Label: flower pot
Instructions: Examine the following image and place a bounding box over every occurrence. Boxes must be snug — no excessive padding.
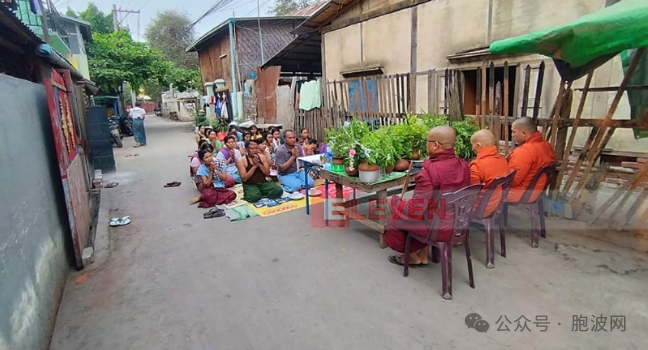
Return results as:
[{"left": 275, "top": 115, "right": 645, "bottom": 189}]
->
[
  {"left": 332, "top": 157, "right": 345, "bottom": 173},
  {"left": 394, "top": 158, "right": 410, "bottom": 172},
  {"left": 385, "top": 164, "right": 395, "bottom": 174},
  {"left": 411, "top": 149, "right": 421, "bottom": 161},
  {"left": 358, "top": 162, "right": 380, "bottom": 183},
  {"left": 345, "top": 166, "right": 359, "bottom": 177}
]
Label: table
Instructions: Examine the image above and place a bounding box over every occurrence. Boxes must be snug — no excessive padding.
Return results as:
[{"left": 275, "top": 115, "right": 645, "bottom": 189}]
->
[
  {"left": 318, "top": 169, "right": 412, "bottom": 248},
  {"left": 297, "top": 155, "right": 324, "bottom": 215}
]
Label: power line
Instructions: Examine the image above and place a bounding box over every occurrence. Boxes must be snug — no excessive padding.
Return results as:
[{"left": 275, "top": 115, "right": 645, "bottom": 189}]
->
[{"left": 189, "top": 0, "right": 236, "bottom": 29}]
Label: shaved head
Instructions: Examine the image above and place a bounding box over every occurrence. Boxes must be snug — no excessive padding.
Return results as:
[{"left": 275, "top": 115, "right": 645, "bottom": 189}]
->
[
  {"left": 512, "top": 117, "right": 538, "bottom": 133},
  {"left": 471, "top": 129, "right": 496, "bottom": 147},
  {"left": 427, "top": 125, "right": 456, "bottom": 151},
  {"left": 511, "top": 117, "right": 538, "bottom": 145}
]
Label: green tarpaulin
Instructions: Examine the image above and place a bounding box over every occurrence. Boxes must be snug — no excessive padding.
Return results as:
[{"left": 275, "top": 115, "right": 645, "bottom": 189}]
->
[
  {"left": 489, "top": 0, "right": 648, "bottom": 68},
  {"left": 490, "top": 0, "right": 648, "bottom": 139}
]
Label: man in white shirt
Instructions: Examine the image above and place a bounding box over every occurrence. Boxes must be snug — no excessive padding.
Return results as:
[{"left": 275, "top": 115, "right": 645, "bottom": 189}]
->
[{"left": 129, "top": 102, "right": 147, "bottom": 147}]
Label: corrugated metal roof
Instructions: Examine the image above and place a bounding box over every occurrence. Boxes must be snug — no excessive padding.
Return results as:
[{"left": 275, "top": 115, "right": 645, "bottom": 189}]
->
[
  {"left": 186, "top": 16, "right": 309, "bottom": 52},
  {"left": 286, "top": 1, "right": 328, "bottom": 16}
]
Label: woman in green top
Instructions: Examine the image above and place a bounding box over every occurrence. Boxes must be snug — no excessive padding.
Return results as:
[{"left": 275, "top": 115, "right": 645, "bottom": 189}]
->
[{"left": 207, "top": 130, "right": 222, "bottom": 152}]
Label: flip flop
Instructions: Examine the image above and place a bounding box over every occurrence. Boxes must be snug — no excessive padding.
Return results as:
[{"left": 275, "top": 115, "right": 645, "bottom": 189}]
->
[
  {"left": 119, "top": 216, "right": 131, "bottom": 226},
  {"left": 388, "top": 255, "right": 422, "bottom": 267},
  {"left": 105, "top": 182, "right": 119, "bottom": 188},
  {"left": 203, "top": 209, "right": 225, "bottom": 219},
  {"left": 164, "top": 181, "right": 181, "bottom": 188},
  {"left": 109, "top": 218, "right": 121, "bottom": 227}
]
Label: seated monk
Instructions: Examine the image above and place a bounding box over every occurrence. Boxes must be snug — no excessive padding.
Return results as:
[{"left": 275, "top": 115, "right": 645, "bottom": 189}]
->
[
  {"left": 190, "top": 149, "right": 237, "bottom": 208},
  {"left": 470, "top": 130, "right": 510, "bottom": 217},
  {"left": 507, "top": 117, "right": 556, "bottom": 203},
  {"left": 236, "top": 139, "right": 284, "bottom": 203},
  {"left": 385, "top": 126, "right": 470, "bottom": 266}
]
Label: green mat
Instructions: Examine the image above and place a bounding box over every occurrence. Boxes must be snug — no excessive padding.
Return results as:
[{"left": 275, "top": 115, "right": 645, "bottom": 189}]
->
[{"left": 332, "top": 170, "right": 408, "bottom": 185}]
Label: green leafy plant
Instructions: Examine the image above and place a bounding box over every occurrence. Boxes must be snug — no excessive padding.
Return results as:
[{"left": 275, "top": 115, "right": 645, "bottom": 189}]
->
[
  {"left": 360, "top": 129, "right": 398, "bottom": 168},
  {"left": 209, "top": 118, "right": 230, "bottom": 133},
  {"left": 451, "top": 119, "right": 479, "bottom": 160},
  {"left": 325, "top": 119, "right": 371, "bottom": 158},
  {"left": 195, "top": 114, "right": 207, "bottom": 126}
]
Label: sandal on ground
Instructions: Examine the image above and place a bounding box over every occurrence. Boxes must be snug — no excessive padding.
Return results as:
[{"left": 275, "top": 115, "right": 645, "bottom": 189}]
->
[
  {"left": 164, "top": 181, "right": 181, "bottom": 188},
  {"left": 388, "top": 255, "right": 422, "bottom": 267},
  {"left": 105, "top": 182, "right": 119, "bottom": 188},
  {"left": 109, "top": 216, "right": 131, "bottom": 227},
  {"left": 203, "top": 209, "right": 225, "bottom": 219}
]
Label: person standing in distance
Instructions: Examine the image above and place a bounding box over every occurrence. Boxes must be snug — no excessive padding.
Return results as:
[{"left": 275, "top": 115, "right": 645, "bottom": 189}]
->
[{"left": 130, "top": 102, "right": 147, "bottom": 147}]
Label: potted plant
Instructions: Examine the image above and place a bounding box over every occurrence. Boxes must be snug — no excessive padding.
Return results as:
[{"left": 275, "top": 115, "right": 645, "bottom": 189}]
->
[
  {"left": 451, "top": 119, "right": 479, "bottom": 160},
  {"left": 345, "top": 148, "right": 360, "bottom": 177},
  {"left": 359, "top": 130, "right": 397, "bottom": 181}
]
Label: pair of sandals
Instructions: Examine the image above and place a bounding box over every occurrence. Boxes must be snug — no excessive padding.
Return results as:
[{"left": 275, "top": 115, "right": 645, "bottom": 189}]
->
[
  {"left": 164, "top": 181, "right": 181, "bottom": 188},
  {"left": 388, "top": 255, "right": 429, "bottom": 268},
  {"left": 204, "top": 208, "right": 225, "bottom": 219},
  {"left": 109, "top": 216, "right": 131, "bottom": 227}
]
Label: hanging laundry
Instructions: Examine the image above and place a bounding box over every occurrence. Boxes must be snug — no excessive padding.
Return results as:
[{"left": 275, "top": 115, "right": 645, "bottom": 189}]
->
[{"left": 298, "top": 80, "right": 322, "bottom": 111}]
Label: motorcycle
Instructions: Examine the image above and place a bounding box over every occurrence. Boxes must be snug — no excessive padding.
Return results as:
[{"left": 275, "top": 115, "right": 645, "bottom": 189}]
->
[
  {"left": 154, "top": 107, "right": 162, "bottom": 117},
  {"left": 109, "top": 116, "right": 123, "bottom": 148},
  {"left": 119, "top": 114, "right": 133, "bottom": 136}
]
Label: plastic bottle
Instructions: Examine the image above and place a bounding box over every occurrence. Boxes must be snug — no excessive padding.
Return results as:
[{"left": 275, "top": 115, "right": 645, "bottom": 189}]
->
[{"left": 324, "top": 145, "right": 333, "bottom": 171}]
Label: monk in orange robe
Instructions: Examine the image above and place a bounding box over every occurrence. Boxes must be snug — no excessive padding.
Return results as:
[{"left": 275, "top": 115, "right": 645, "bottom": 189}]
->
[
  {"left": 469, "top": 130, "right": 510, "bottom": 216},
  {"left": 507, "top": 117, "right": 556, "bottom": 203}
]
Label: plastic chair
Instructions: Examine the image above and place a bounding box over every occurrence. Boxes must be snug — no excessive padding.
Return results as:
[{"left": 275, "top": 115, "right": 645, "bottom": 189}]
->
[
  {"left": 504, "top": 164, "right": 556, "bottom": 248},
  {"left": 471, "top": 170, "right": 517, "bottom": 268},
  {"left": 402, "top": 184, "right": 484, "bottom": 300}
]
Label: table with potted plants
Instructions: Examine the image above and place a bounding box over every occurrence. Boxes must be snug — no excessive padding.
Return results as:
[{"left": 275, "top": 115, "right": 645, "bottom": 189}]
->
[{"left": 318, "top": 115, "right": 478, "bottom": 248}]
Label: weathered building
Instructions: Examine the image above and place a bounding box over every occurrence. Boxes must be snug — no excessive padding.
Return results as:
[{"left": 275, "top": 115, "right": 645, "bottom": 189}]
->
[{"left": 294, "top": 0, "right": 645, "bottom": 153}]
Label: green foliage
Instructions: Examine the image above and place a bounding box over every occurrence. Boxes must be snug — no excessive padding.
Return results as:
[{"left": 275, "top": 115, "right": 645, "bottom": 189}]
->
[
  {"left": 89, "top": 30, "right": 200, "bottom": 93},
  {"left": 270, "top": 0, "right": 313, "bottom": 15},
  {"left": 450, "top": 119, "right": 479, "bottom": 160},
  {"left": 195, "top": 114, "right": 208, "bottom": 127},
  {"left": 76, "top": 3, "right": 114, "bottom": 34},
  {"left": 361, "top": 129, "right": 398, "bottom": 168},
  {"left": 209, "top": 118, "right": 230, "bottom": 133},
  {"left": 145, "top": 10, "right": 198, "bottom": 70},
  {"left": 324, "top": 119, "right": 371, "bottom": 158}
]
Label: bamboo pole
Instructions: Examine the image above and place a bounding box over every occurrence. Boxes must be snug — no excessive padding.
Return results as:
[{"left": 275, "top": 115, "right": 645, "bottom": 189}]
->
[
  {"left": 589, "top": 162, "right": 648, "bottom": 224},
  {"left": 556, "top": 72, "right": 593, "bottom": 199},
  {"left": 532, "top": 61, "right": 546, "bottom": 120},
  {"left": 503, "top": 61, "right": 510, "bottom": 154},
  {"left": 481, "top": 61, "right": 487, "bottom": 128}
]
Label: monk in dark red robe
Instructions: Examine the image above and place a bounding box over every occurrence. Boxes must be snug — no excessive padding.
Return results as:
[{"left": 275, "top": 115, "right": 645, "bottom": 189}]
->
[{"left": 385, "top": 126, "right": 470, "bottom": 266}]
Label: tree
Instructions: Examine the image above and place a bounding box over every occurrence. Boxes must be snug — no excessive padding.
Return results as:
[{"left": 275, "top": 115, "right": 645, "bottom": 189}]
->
[
  {"left": 88, "top": 30, "right": 198, "bottom": 93},
  {"left": 77, "top": 3, "right": 114, "bottom": 34},
  {"left": 270, "top": 0, "right": 312, "bottom": 15},
  {"left": 65, "top": 7, "right": 78, "bottom": 18},
  {"left": 145, "top": 10, "right": 198, "bottom": 69}
]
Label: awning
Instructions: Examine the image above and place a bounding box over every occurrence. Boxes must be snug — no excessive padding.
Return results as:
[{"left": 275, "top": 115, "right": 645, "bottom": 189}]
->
[
  {"left": 261, "top": 33, "right": 322, "bottom": 75},
  {"left": 489, "top": 0, "right": 648, "bottom": 69}
]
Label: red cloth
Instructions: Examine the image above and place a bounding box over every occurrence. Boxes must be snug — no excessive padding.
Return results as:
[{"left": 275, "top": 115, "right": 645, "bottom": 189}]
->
[
  {"left": 384, "top": 150, "right": 470, "bottom": 252},
  {"left": 470, "top": 145, "right": 510, "bottom": 217},
  {"left": 507, "top": 132, "right": 556, "bottom": 203},
  {"left": 197, "top": 187, "right": 236, "bottom": 208}
]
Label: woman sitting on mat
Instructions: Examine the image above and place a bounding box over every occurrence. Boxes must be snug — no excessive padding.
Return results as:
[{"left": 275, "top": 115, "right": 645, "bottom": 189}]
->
[
  {"left": 195, "top": 125, "right": 208, "bottom": 145},
  {"left": 190, "top": 141, "right": 213, "bottom": 177},
  {"left": 238, "top": 131, "right": 251, "bottom": 155},
  {"left": 216, "top": 135, "right": 242, "bottom": 184},
  {"left": 190, "top": 149, "right": 236, "bottom": 208},
  {"left": 207, "top": 130, "right": 223, "bottom": 153}
]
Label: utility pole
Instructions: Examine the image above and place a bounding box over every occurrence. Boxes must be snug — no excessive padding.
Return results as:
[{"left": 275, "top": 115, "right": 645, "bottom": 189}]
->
[
  {"left": 112, "top": 5, "right": 140, "bottom": 33},
  {"left": 112, "top": 4, "right": 118, "bottom": 31},
  {"left": 39, "top": 0, "right": 50, "bottom": 44},
  {"left": 256, "top": 0, "right": 264, "bottom": 65}
]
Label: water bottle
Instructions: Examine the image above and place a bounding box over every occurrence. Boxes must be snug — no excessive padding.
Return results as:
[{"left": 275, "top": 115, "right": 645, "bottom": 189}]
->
[{"left": 324, "top": 145, "right": 332, "bottom": 171}]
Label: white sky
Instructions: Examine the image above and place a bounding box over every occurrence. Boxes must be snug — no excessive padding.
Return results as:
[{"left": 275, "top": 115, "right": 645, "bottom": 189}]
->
[{"left": 59, "top": 0, "right": 274, "bottom": 42}]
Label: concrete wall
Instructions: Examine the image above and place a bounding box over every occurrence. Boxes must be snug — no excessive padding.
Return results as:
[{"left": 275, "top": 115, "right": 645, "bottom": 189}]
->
[
  {"left": 0, "top": 75, "right": 71, "bottom": 350},
  {"left": 322, "top": 0, "right": 648, "bottom": 152}
]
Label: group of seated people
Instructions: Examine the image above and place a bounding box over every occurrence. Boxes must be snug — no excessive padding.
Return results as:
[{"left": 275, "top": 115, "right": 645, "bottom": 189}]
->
[
  {"left": 385, "top": 116, "right": 556, "bottom": 266},
  {"left": 189, "top": 125, "right": 321, "bottom": 208}
]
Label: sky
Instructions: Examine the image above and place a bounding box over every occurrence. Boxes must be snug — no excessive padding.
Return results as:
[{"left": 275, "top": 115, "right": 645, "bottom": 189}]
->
[{"left": 60, "top": 0, "right": 274, "bottom": 42}]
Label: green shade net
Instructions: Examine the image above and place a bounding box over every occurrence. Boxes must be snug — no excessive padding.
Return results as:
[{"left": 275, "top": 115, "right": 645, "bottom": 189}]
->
[
  {"left": 490, "top": 0, "right": 648, "bottom": 68},
  {"left": 490, "top": 0, "right": 648, "bottom": 139}
]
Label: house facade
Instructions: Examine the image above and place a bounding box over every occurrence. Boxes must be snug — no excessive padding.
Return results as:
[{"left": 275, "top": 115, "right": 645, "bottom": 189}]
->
[
  {"left": 187, "top": 16, "right": 308, "bottom": 119},
  {"left": 303, "top": 0, "right": 644, "bottom": 153}
]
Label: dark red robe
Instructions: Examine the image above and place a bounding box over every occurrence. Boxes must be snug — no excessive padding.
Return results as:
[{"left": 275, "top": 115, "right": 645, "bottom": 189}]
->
[{"left": 385, "top": 150, "right": 470, "bottom": 253}]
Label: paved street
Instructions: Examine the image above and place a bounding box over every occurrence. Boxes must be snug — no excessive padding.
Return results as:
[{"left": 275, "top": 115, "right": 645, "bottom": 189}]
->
[{"left": 50, "top": 117, "right": 648, "bottom": 350}]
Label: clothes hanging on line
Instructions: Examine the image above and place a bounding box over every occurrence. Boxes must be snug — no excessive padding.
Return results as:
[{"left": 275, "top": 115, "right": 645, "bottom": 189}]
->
[{"left": 298, "top": 80, "right": 321, "bottom": 111}]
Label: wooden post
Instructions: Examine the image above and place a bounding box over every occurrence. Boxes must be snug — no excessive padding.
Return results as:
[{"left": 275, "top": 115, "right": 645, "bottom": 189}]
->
[
  {"left": 503, "top": 61, "right": 510, "bottom": 154},
  {"left": 489, "top": 62, "right": 495, "bottom": 132},
  {"left": 427, "top": 69, "right": 434, "bottom": 114},
  {"left": 556, "top": 72, "right": 592, "bottom": 199},
  {"left": 476, "top": 67, "right": 482, "bottom": 118},
  {"left": 532, "top": 61, "right": 545, "bottom": 120},
  {"left": 568, "top": 47, "right": 646, "bottom": 204},
  {"left": 521, "top": 65, "right": 531, "bottom": 116},
  {"left": 481, "top": 61, "right": 487, "bottom": 128}
]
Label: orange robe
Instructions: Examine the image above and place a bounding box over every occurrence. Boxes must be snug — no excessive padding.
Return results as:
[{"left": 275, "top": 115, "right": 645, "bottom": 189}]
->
[
  {"left": 470, "top": 145, "right": 510, "bottom": 217},
  {"left": 507, "top": 132, "right": 556, "bottom": 203}
]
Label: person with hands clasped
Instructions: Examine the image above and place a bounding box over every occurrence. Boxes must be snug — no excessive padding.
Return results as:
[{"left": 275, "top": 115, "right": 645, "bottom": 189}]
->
[{"left": 274, "top": 129, "right": 314, "bottom": 192}]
